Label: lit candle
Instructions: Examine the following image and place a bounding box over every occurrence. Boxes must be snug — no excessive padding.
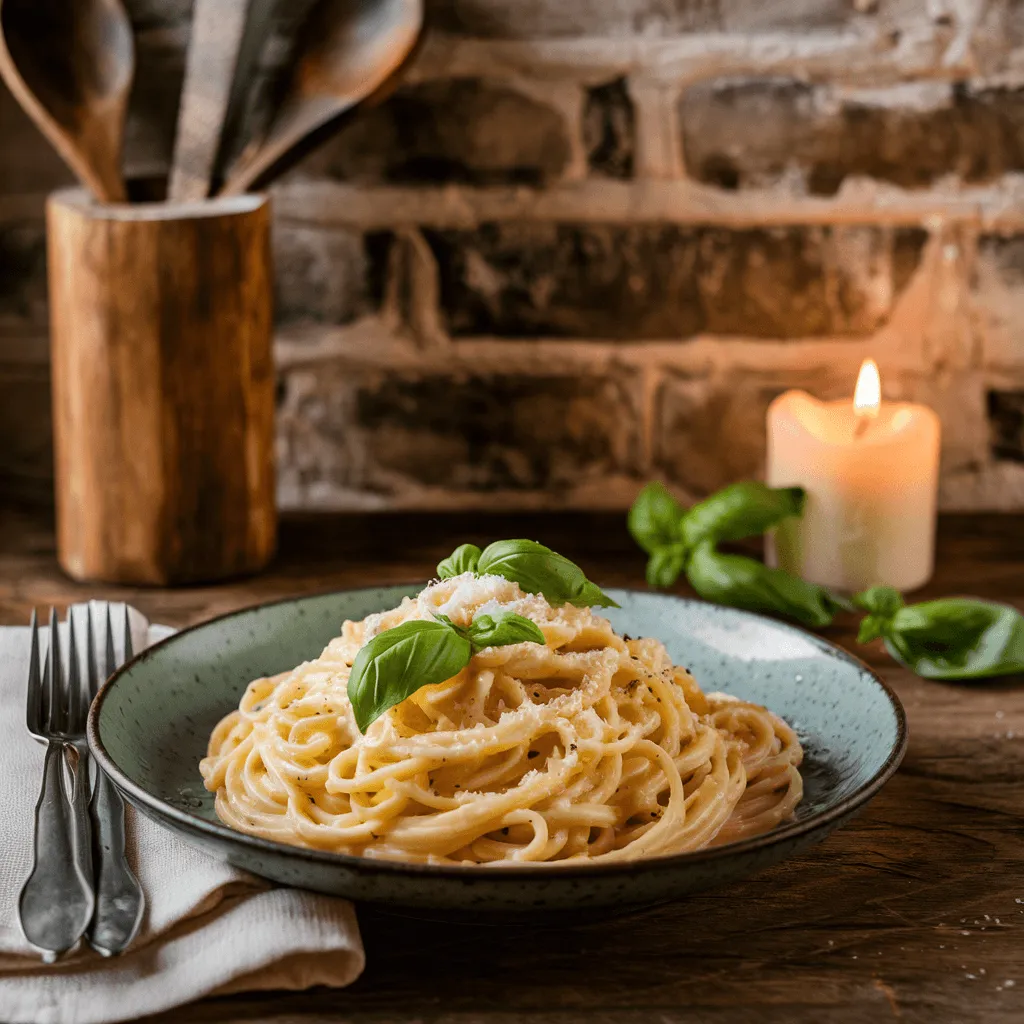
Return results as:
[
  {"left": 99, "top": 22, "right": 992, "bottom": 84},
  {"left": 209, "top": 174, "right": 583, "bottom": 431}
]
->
[{"left": 766, "top": 360, "right": 941, "bottom": 593}]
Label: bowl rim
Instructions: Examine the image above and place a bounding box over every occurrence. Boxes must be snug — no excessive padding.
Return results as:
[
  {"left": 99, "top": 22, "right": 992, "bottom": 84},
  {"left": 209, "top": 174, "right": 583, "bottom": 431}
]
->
[{"left": 87, "top": 585, "right": 908, "bottom": 880}]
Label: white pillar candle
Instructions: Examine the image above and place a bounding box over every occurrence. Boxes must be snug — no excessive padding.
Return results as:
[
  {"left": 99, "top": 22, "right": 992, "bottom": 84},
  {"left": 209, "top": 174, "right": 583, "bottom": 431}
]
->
[{"left": 766, "top": 360, "right": 941, "bottom": 593}]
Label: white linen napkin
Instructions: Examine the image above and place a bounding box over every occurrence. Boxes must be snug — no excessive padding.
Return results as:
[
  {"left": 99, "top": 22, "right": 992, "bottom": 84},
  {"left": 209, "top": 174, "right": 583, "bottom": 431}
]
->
[{"left": 0, "top": 603, "right": 364, "bottom": 1024}]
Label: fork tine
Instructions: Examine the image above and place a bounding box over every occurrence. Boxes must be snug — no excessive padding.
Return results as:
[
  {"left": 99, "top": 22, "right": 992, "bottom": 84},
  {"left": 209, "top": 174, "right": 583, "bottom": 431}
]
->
[
  {"left": 122, "top": 605, "right": 134, "bottom": 662},
  {"left": 67, "top": 611, "right": 82, "bottom": 735},
  {"left": 25, "top": 608, "right": 41, "bottom": 735},
  {"left": 46, "top": 608, "right": 62, "bottom": 733},
  {"left": 104, "top": 605, "right": 116, "bottom": 682},
  {"left": 41, "top": 641, "right": 51, "bottom": 734},
  {"left": 86, "top": 604, "right": 98, "bottom": 700}
]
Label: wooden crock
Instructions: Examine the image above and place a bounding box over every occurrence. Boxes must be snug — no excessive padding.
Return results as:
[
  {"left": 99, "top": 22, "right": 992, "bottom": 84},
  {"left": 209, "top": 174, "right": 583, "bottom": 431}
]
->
[{"left": 46, "top": 188, "right": 276, "bottom": 585}]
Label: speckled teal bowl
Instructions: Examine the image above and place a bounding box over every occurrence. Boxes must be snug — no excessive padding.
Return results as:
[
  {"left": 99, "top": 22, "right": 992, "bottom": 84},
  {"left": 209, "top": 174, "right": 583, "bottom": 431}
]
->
[{"left": 88, "top": 587, "right": 906, "bottom": 913}]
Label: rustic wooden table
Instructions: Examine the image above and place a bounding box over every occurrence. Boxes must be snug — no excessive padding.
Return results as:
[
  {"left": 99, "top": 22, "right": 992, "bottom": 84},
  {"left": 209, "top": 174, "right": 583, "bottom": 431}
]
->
[{"left": 2, "top": 507, "right": 1022, "bottom": 1024}]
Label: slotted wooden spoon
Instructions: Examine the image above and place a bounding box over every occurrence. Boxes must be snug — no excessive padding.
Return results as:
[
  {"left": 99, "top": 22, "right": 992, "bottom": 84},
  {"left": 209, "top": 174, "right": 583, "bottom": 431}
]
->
[
  {"left": 219, "top": 0, "right": 422, "bottom": 196},
  {"left": 0, "top": 0, "right": 134, "bottom": 203}
]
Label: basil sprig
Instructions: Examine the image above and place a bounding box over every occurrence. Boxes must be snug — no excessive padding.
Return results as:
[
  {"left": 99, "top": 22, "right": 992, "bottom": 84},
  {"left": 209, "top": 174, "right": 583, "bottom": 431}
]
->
[
  {"left": 630, "top": 478, "right": 1024, "bottom": 681},
  {"left": 628, "top": 481, "right": 836, "bottom": 624},
  {"left": 348, "top": 611, "right": 545, "bottom": 732},
  {"left": 854, "top": 586, "right": 1024, "bottom": 680},
  {"left": 631, "top": 481, "right": 805, "bottom": 563},
  {"left": 437, "top": 538, "right": 618, "bottom": 609}
]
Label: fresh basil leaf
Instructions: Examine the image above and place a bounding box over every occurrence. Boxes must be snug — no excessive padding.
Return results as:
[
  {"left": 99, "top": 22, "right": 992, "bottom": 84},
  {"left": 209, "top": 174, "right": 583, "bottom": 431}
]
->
[
  {"left": 647, "top": 544, "right": 687, "bottom": 588},
  {"left": 464, "top": 612, "right": 545, "bottom": 649},
  {"left": 437, "top": 543, "right": 482, "bottom": 579},
  {"left": 436, "top": 611, "right": 545, "bottom": 650},
  {"left": 686, "top": 543, "right": 842, "bottom": 629},
  {"left": 857, "top": 615, "right": 888, "bottom": 645},
  {"left": 628, "top": 482, "right": 686, "bottom": 555},
  {"left": 852, "top": 585, "right": 905, "bottom": 618},
  {"left": 574, "top": 579, "right": 618, "bottom": 608},
  {"left": 881, "top": 599, "right": 1024, "bottom": 680},
  {"left": 477, "top": 539, "right": 619, "bottom": 609},
  {"left": 348, "top": 621, "right": 471, "bottom": 732},
  {"left": 680, "top": 482, "right": 805, "bottom": 549},
  {"left": 853, "top": 587, "right": 905, "bottom": 643}
]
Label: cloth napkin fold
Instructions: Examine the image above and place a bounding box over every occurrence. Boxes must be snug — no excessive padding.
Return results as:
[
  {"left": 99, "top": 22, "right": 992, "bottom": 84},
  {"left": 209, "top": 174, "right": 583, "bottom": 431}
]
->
[{"left": 0, "top": 603, "right": 364, "bottom": 1024}]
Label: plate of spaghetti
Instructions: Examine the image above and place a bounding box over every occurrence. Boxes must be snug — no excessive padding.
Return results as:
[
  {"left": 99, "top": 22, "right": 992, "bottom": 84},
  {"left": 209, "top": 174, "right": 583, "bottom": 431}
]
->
[{"left": 89, "top": 542, "right": 906, "bottom": 913}]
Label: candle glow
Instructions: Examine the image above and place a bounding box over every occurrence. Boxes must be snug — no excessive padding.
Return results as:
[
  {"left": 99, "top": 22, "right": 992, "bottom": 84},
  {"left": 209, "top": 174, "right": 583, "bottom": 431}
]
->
[
  {"left": 853, "top": 359, "right": 881, "bottom": 419},
  {"left": 766, "top": 362, "right": 941, "bottom": 592}
]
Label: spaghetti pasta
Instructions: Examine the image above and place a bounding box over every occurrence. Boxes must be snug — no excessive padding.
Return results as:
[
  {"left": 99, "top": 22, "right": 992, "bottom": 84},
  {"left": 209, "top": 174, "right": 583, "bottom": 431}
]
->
[{"left": 200, "top": 574, "right": 803, "bottom": 864}]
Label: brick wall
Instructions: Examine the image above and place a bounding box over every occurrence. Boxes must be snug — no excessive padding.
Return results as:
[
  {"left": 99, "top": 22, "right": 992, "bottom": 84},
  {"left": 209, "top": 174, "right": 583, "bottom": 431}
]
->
[{"left": 7, "top": 0, "right": 1024, "bottom": 510}]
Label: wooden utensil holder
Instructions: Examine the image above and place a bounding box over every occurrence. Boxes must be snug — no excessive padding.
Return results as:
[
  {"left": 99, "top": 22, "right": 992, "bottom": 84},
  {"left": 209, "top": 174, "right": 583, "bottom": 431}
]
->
[{"left": 47, "top": 188, "right": 276, "bottom": 585}]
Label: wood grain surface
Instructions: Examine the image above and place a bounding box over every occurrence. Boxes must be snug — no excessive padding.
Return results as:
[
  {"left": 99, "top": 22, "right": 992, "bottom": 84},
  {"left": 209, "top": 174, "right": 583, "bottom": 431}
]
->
[
  {"left": 46, "top": 188, "right": 276, "bottom": 585},
  {"left": 1, "top": 507, "right": 1022, "bottom": 1024}
]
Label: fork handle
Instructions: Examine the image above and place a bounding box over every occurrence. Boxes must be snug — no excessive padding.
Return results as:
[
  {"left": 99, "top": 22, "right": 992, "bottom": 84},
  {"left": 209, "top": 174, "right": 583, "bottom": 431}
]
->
[
  {"left": 87, "top": 769, "right": 145, "bottom": 956},
  {"left": 18, "top": 743, "right": 95, "bottom": 959}
]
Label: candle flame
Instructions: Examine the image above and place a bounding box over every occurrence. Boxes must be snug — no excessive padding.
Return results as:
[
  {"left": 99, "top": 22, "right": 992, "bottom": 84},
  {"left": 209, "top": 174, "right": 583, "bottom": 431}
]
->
[{"left": 853, "top": 359, "right": 881, "bottom": 419}]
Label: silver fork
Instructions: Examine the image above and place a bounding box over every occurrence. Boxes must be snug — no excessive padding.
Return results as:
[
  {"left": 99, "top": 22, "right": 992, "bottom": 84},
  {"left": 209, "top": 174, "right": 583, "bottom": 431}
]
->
[
  {"left": 84, "top": 604, "right": 145, "bottom": 956},
  {"left": 18, "top": 609, "right": 95, "bottom": 961}
]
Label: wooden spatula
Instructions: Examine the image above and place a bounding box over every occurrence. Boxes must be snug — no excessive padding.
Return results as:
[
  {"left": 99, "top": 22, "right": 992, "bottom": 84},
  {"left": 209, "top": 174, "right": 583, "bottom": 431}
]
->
[
  {"left": 168, "top": 0, "right": 275, "bottom": 202},
  {"left": 219, "top": 0, "right": 422, "bottom": 197},
  {"left": 0, "top": 0, "right": 134, "bottom": 203}
]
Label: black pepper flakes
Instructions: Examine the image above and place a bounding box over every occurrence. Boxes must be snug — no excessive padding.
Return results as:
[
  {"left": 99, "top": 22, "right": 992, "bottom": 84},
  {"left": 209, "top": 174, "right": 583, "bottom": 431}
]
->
[{"left": 528, "top": 750, "right": 539, "bottom": 759}]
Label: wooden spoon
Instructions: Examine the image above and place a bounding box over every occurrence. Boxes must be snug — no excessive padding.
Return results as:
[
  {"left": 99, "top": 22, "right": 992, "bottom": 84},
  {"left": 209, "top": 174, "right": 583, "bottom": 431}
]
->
[
  {"left": 219, "top": 0, "right": 422, "bottom": 197},
  {"left": 0, "top": 0, "right": 134, "bottom": 203}
]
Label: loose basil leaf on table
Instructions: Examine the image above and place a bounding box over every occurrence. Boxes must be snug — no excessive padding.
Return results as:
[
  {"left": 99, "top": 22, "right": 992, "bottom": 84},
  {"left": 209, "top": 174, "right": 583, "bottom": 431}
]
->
[
  {"left": 437, "top": 543, "right": 482, "bottom": 579},
  {"left": 628, "top": 482, "right": 686, "bottom": 555},
  {"left": 476, "top": 539, "right": 619, "bottom": 609},
  {"left": 646, "top": 543, "right": 688, "bottom": 588},
  {"left": 853, "top": 585, "right": 907, "bottom": 646},
  {"left": 348, "top": 620, "right": 472, "bottom": 733},
  {"left": 853, "top": 585, "right": 906, "bottom": 620},
  {"left": 437, "top": 611, "right": 546, "bottom": 650},
  {"left": 679, "top": 482, "right": 805, "bottom": 549},
  {"left": 855, "top": 588, "right": 1024, "bottom": 680},
  {"left": 686, "top": 543, "right": 843, "bottom": 629}
]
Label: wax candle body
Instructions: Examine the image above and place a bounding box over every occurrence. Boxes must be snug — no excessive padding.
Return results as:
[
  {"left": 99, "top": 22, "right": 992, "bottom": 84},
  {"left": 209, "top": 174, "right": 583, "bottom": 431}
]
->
[{"left": 766, "top": 391, "right": 941, "bottom": 593}]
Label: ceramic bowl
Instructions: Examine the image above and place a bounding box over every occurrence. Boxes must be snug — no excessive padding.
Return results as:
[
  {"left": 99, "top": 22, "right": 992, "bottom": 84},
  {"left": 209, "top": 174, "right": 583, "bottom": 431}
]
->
[{"left": 88, "top": 587, "right": 907, "bottom": 913}]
